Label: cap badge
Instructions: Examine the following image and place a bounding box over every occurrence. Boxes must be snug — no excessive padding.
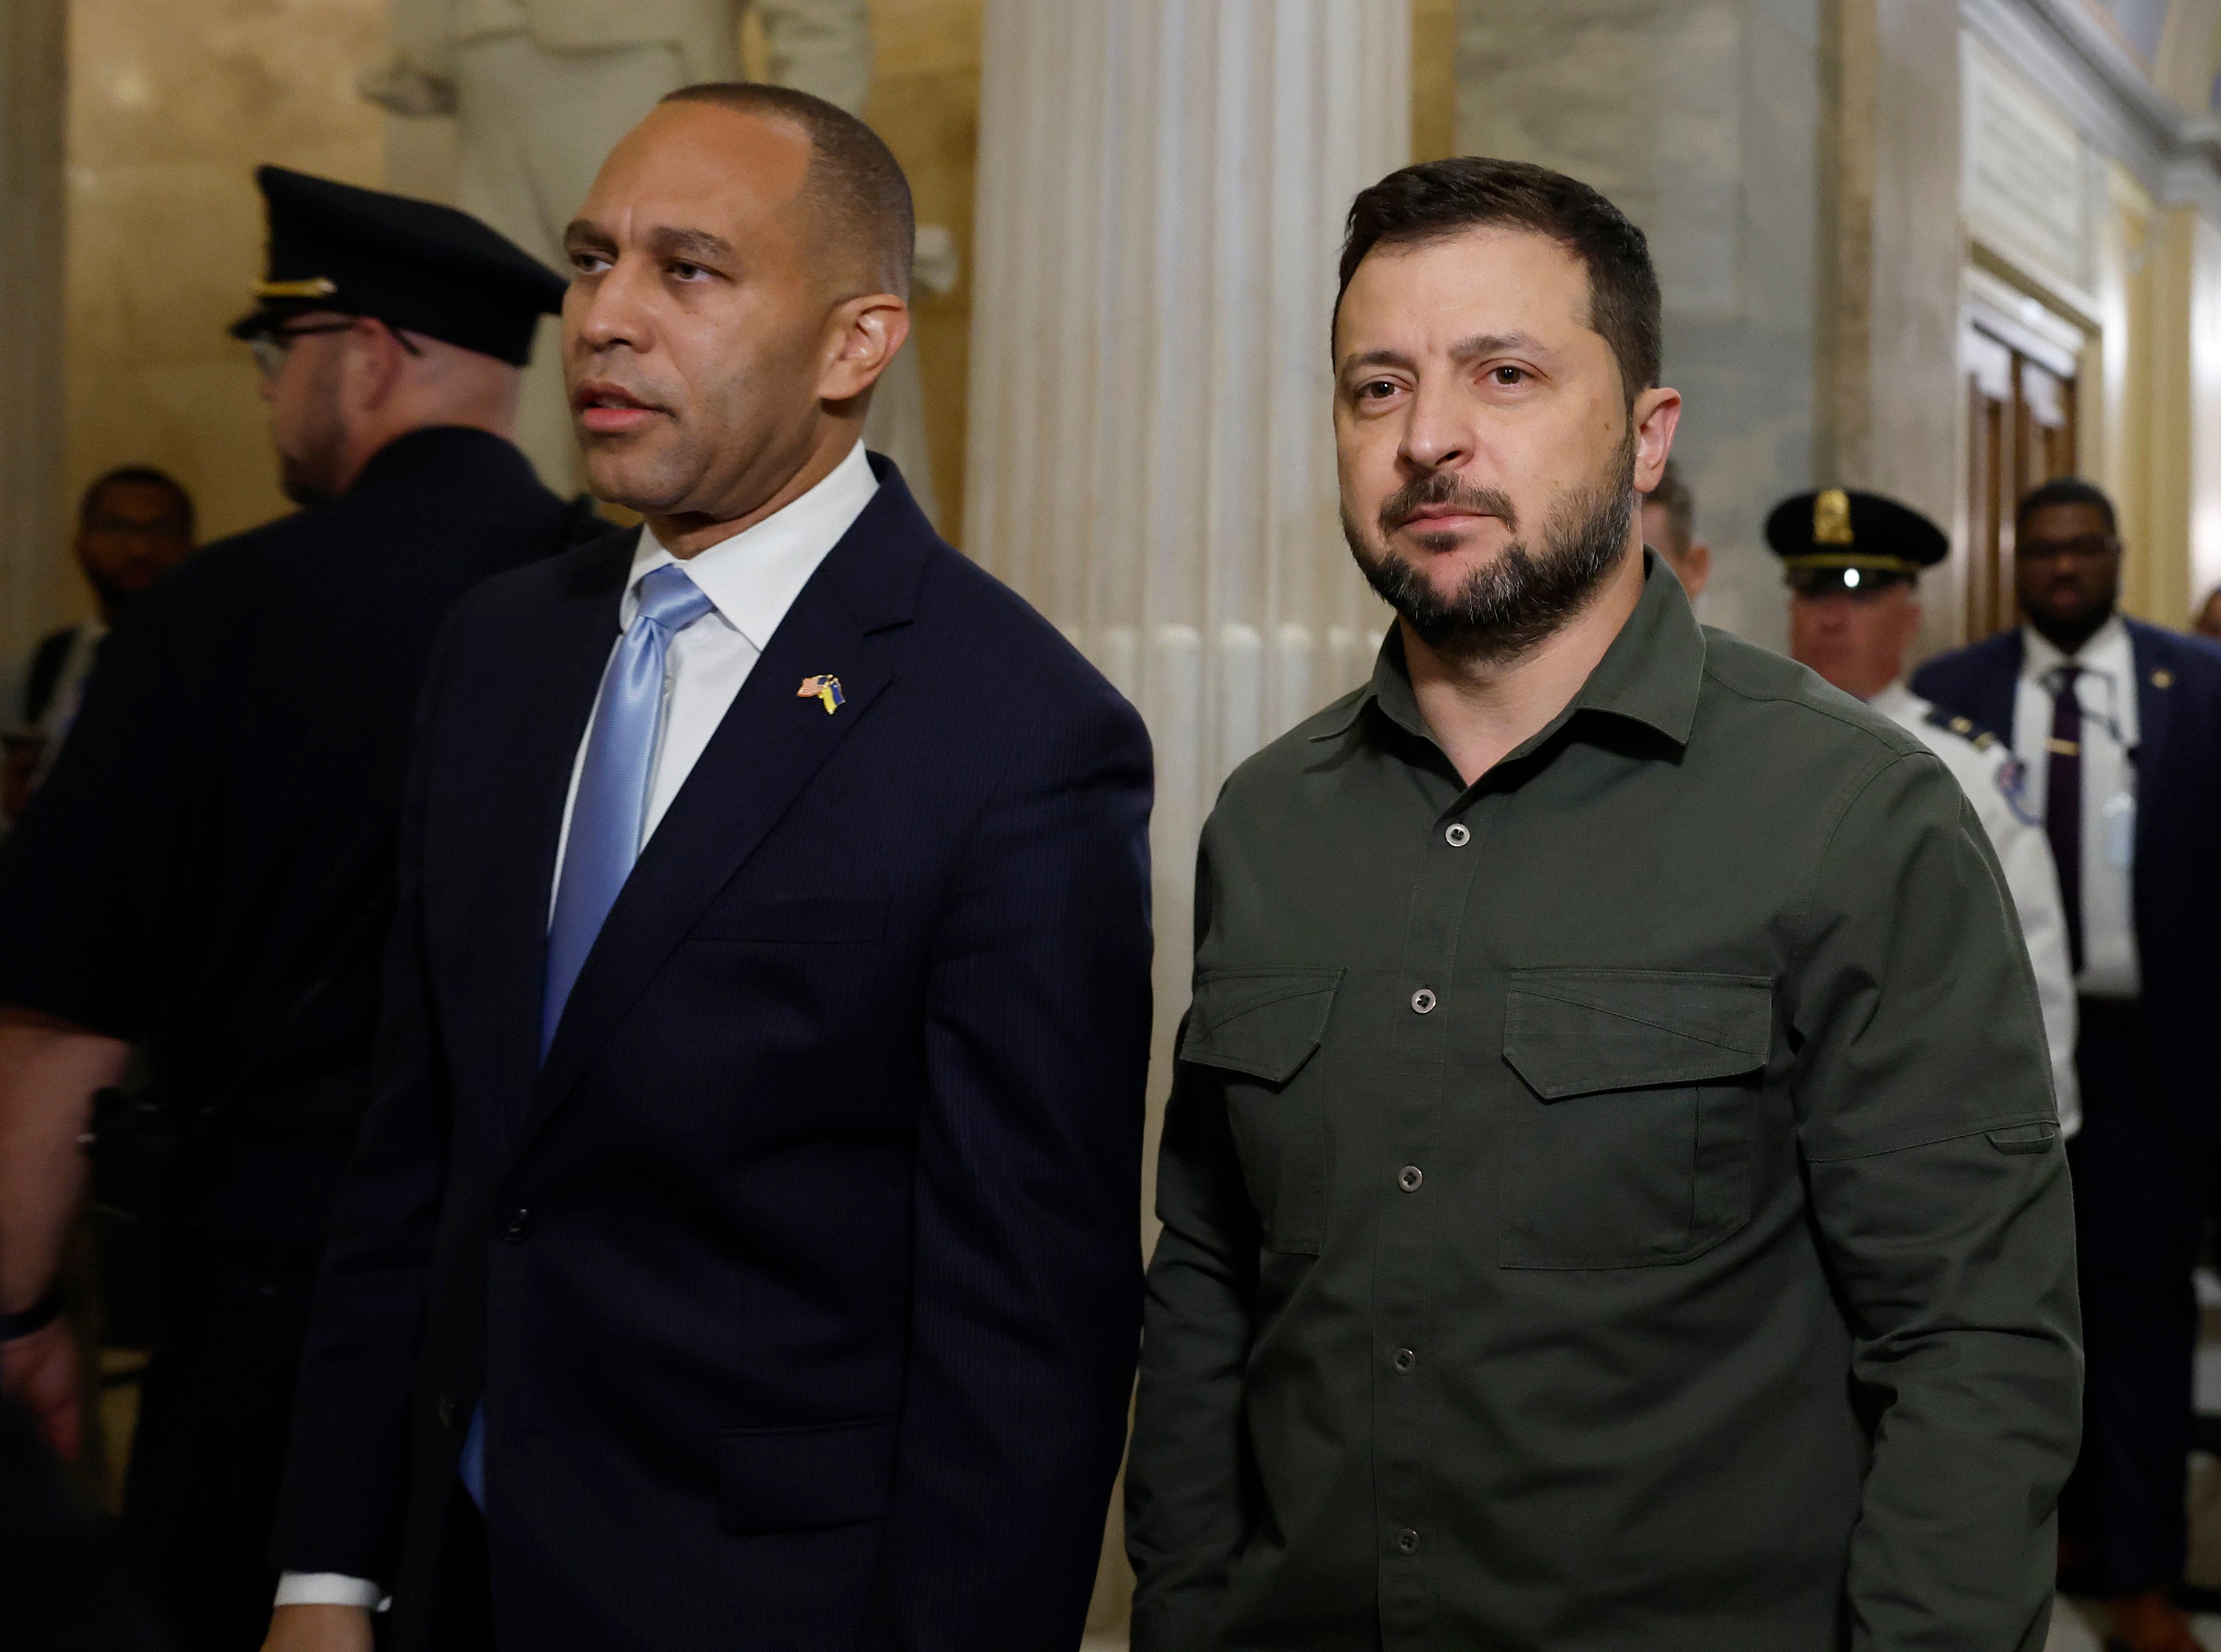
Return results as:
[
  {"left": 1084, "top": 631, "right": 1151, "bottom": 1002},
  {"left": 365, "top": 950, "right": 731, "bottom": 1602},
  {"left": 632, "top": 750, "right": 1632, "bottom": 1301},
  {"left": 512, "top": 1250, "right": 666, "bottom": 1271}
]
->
[
  {"left": 1813, "top": 488, "right": 1855, "bottom": 546},
  {"left": 797, "top": 674, "right": 845, "bottom": 714},
  {"left": 252, "top": 276, "right": 339, "bottom": 300}
]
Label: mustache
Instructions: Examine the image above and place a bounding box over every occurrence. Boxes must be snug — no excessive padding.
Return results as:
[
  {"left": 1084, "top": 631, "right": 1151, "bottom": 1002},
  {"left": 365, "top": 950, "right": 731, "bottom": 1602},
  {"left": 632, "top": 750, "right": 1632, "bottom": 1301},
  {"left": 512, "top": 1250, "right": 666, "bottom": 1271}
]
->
[{"left": 1378, "top": 471, "right": 1518, "bottom": 538}]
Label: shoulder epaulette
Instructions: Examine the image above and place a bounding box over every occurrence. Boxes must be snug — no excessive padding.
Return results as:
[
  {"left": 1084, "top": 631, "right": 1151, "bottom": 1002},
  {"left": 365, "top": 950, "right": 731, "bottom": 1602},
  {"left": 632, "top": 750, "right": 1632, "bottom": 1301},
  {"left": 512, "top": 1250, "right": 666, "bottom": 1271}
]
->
[{"left": 1923, "top": 704, "right": 1998, "bottom": 751}]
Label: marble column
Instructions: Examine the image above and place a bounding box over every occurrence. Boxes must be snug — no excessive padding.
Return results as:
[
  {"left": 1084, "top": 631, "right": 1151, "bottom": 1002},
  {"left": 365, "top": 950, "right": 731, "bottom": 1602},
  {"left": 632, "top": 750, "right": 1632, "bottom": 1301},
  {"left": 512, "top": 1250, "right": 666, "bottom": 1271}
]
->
[
  {"left": 0, "top": 0, "right": 66, "bottom": 659},
  {"left": 965, "top": 0, "right": 1407, "bottom": 1172}
]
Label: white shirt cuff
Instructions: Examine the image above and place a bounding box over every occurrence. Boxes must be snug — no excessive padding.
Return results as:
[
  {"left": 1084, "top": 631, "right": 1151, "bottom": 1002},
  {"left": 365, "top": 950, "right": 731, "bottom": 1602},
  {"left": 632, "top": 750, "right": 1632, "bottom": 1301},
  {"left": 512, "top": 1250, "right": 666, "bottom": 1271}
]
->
[{"left": 273, "top": 1572, "right": 389, "bottom": 1611}]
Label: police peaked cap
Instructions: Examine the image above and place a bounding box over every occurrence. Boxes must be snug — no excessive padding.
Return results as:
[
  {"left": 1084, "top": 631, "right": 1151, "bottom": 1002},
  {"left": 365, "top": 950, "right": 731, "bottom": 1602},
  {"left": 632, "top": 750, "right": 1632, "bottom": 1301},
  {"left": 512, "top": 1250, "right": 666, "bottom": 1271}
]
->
[
  {"left": 229, "top": 166, "right": 568, "bottom": 366},
  {"left": 1766, "top": 488, "right": 1949, "bottom": 595}
]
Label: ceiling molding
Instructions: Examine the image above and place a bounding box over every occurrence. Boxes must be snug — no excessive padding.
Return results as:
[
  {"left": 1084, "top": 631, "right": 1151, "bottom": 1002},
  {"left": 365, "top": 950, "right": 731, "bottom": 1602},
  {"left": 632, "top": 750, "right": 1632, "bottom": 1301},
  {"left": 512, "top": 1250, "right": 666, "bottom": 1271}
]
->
[{"left": 1960, "top": 0, "right": 2221, "bottom": 209}]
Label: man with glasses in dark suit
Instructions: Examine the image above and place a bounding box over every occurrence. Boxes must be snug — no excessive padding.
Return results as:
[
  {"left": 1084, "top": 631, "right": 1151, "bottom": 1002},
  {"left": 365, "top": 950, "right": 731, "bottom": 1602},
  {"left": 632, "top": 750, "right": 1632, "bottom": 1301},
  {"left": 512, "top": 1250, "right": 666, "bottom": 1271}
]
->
[{"left": 1916, "top": 477, "right": 2221, "bottom": 1652}]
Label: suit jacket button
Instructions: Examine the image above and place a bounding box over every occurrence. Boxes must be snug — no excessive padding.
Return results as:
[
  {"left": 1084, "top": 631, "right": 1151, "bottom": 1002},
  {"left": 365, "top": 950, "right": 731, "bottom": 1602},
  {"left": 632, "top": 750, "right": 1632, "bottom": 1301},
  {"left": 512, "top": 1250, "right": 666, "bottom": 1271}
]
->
[
  {"left": 436, "top": 1394, "right": 455, "bottom": 1429},
  {"left": 503, "top": 1208, "right": 533, "bottom": 1242}
]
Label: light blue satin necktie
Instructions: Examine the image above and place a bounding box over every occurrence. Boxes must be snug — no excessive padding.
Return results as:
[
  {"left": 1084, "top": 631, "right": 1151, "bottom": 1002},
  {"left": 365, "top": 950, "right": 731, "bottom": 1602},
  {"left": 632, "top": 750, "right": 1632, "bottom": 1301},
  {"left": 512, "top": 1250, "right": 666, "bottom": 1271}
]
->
[
  {"left": 461, "top": 563, "right": 714, "bottom": 1511},
  {"left": 541, "top": 561, "right": 716, "bottom": 1055}
]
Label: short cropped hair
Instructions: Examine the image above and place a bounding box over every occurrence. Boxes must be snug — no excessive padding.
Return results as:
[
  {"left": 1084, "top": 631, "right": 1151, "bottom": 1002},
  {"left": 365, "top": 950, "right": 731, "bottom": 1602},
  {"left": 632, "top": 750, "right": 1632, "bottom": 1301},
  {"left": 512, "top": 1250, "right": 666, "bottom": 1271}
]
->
[
  {"left": 660, "top": 82, "right": 914, "bottom": 298},
  {"left": 1337, "top": 157, "right": 1662, "bottom": 407},
  {"left": 79, "top": 466, "right": 194, "bottom": 541},
  {"left": 2015, "top": 476, "right": 2117, "bottom": 537},
  {"left": 1642, "top": 460, "right": 1693, "bottom": 554}
]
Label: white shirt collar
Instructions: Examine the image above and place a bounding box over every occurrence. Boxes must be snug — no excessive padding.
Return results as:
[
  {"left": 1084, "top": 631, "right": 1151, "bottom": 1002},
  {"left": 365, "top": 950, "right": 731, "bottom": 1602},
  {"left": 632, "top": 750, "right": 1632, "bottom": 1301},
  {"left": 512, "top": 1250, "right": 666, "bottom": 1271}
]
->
[
  {"left": 618, "top": 440, "right": 879, "bottom": 646},
  {"left": 2021, "top": 611, "right": 2131, "bottom": 686}
]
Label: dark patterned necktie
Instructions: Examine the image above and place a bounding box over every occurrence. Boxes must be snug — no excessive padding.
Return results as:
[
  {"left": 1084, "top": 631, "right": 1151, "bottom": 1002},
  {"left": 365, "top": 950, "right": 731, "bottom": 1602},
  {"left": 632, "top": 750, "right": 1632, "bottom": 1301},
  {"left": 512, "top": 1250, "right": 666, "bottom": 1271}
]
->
[{"left": 2045, "top": 665, "right": 2084, "bottom": 976}]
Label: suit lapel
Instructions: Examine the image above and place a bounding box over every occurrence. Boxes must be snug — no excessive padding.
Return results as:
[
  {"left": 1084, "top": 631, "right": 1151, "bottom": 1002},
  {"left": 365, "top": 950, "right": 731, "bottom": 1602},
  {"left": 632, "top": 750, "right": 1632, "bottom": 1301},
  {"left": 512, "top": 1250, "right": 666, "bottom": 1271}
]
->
[
  {"left": 1979, "top": 630, "right": 2022, "bottom": 746},
  {"left": 517, "top": 463, "right": 937, "bottom": 1162},
  {"left": 2129, "top": 617, "right": 2174, "bottom": 785},
  {"left": 475, "top": 533, "right": 632, "bottom": 1160}
]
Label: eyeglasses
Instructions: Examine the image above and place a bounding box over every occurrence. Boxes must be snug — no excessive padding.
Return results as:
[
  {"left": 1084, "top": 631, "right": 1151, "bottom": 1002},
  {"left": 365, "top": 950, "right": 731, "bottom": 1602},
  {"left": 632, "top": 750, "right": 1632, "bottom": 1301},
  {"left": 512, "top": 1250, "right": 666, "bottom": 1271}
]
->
[
  {"left": 244, "top": 319, "right": 421, "bottom": 378},
  {"left": 2014, "top": 534, "right": 2120, "bottom": 564}
]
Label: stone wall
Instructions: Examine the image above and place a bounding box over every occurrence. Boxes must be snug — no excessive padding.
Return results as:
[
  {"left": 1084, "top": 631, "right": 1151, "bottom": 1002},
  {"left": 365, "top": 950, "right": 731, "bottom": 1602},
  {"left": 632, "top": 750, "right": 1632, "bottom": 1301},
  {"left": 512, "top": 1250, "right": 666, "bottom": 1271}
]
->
[{"left": 1456, "top": 0, "right": 1825, "bottom": 654}]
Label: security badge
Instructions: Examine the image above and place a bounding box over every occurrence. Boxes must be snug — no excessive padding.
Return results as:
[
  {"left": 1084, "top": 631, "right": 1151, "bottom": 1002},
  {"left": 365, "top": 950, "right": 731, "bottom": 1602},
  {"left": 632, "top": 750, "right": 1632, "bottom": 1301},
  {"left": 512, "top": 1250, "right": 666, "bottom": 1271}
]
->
[{"left": 797, "top": 674, "right": 845, "bottom": 714}]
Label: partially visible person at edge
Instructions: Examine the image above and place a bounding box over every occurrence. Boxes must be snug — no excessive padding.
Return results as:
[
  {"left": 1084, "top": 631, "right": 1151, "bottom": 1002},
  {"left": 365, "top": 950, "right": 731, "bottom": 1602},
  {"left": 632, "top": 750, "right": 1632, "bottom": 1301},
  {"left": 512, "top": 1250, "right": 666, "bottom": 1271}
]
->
[
  {"left": 1773, "top": 484, "right": 2079, "bottom": 1133},
  {"left": 1916, "top": 476, "right": 2221, "bottom": 1652},
  {"left": 1638, "top": 456, "right": 1709, "bottom": 597},
  {"left": 1126, "top": 155, "right": 2080, "bottom": 1652},
  {"left": 2194, "top": 585, "right": 2221, "bottom": 640},
  {"left": 2, "top": 468, "right": 197, "bottom": 825},
  {"left": 0, "top": 167, "right": 597, "bottom": 1652},
  {"left": 261, "top": 84, "right": 1149, "bottom": 1652}
]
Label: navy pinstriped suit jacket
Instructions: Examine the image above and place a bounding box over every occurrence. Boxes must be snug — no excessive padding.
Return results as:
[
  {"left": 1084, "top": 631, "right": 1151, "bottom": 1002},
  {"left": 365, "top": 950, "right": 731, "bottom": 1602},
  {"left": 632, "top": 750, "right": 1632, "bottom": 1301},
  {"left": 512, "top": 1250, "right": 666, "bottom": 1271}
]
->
[
  {"left": 1914, "top": 617, "right": 2221, "bottom": 1138},
  {"left": 272, "top": 460, "right": 1154, "bottom": 1651}
]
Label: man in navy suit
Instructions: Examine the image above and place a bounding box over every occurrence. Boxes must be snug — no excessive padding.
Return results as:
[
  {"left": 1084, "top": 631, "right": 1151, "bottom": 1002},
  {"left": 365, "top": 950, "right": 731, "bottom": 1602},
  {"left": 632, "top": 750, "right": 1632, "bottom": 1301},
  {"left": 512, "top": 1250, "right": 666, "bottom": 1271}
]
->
[
  {"left": 1915, "top": 477, "right": 2221, "bottom": 1652},
  {"left": 262, "top": 84, "right": 1154, "bottom": 1652}
]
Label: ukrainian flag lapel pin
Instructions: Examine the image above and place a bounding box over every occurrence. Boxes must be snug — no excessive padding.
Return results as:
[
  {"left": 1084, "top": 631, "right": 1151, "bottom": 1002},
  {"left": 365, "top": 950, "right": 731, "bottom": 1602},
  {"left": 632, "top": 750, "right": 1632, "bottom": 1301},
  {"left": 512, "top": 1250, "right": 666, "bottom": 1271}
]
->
[{"left": 797, "top": 674, "right": 845, "bottom": 714}]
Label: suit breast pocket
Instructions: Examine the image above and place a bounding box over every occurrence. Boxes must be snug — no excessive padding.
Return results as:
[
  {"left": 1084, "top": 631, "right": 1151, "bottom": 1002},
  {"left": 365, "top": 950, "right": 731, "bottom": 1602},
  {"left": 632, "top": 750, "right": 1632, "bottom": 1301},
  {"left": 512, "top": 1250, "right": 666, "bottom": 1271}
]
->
[
  {"left": 1498, "top": 967, "right": 1772, "bottom": 1269},
  {"left": 1179, "top": 968, "right": 1344, "bottom": 1256}
]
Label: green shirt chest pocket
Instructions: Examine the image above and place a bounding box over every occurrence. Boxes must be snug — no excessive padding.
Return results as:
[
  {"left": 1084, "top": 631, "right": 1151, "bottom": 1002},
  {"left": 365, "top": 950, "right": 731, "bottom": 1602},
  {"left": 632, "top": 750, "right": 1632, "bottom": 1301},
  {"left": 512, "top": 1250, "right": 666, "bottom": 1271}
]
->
[
  {"left": 1500, "top": 968, "right": 1773, "bottom": 1269},
  {"left": 1180, "top": 968, "right": 1344, "bottom": 1256}
]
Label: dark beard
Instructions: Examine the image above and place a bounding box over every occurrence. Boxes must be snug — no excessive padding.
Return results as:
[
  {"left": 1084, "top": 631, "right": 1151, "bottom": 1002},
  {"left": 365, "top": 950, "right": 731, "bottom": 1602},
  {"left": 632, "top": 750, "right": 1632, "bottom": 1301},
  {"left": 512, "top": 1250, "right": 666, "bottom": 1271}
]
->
[{"left": 1344, "top": 433, "right": 1637, "bottom": 668}]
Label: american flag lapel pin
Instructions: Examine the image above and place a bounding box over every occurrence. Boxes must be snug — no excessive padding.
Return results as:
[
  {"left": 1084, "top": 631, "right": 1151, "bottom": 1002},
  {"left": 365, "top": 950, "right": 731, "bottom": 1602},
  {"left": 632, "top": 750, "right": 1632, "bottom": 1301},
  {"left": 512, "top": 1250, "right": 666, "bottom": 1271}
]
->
[{"left": 797, "top": 674, "right": 845, "bottom": 714}]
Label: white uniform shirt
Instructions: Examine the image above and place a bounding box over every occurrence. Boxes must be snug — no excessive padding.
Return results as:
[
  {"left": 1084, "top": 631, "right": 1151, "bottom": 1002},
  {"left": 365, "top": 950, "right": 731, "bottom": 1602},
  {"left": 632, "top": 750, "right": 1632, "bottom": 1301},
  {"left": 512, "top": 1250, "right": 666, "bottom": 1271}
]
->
[
  {"left": 274, "top": 441, "right": 877, "bottom": 1614},
  {"left": 1871, "top": 682, "right": 2082, "bottom": 1134},
  {"left": 2011, "top": 616, "right": 2140, "bottom": 1000}
]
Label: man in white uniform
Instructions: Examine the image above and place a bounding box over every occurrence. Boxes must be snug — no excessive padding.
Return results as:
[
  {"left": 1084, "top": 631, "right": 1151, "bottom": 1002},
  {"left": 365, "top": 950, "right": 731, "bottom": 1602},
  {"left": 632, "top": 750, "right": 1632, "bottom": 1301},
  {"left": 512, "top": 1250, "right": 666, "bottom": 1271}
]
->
[{"left": 1772, "top": 486, "right": 2080, "bottom": 1132}]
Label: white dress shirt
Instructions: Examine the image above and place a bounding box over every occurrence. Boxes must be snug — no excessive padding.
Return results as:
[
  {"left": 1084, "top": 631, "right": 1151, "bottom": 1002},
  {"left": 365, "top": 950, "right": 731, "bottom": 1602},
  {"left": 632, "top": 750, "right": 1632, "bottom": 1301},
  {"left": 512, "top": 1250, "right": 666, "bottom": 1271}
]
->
[
  {"left": 1870, "top": 681, "right": 2081, "bottom": 1133},
  {"left": 273, "top": 441, "right": 877, "bottom": 1615},
  {"left": 552, "top": 438, "right": 878, "bottom": 891},
  {"left": 2011, "top": 615, "right": 2141, "bottom": 1000}
]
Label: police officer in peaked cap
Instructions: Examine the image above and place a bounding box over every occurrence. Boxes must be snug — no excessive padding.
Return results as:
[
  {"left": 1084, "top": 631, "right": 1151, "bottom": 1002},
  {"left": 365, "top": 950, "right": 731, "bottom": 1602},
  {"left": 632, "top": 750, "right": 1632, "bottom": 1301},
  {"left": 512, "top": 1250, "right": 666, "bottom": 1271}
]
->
[
  {"left": 1776, "top": 486, "right": 2082, "bottom": 1138},
  {"left": 0, "top": 166, "right": 603, "bottom": 1651}
]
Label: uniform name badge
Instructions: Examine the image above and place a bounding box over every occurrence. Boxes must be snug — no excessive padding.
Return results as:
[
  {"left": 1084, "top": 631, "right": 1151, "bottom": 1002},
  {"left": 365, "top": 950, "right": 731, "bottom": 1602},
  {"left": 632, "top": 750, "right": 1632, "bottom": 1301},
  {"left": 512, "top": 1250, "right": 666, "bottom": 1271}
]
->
[{"left": 2103, "top": 791, "right": 2135, "bottom": 870}]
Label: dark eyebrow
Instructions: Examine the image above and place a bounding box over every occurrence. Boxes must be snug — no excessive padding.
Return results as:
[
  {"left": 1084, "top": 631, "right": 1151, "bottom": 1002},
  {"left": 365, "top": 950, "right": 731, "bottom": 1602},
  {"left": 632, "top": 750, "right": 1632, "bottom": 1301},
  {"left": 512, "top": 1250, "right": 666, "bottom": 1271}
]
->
[
  {"left": 562, "top": 218, "right": 616, "bottom": 252},
  {"left": 558, "top": 221, "right": 737, "bottom": 269},
  {"left": 646, "top": 226, "right": 737, "bottom": 266},
  {"left": 1340, "top": 347, "right": 1416, "bottom": 377},
  {"left": 1447, "top": 332, "right": 1547, "bottom": 363}
]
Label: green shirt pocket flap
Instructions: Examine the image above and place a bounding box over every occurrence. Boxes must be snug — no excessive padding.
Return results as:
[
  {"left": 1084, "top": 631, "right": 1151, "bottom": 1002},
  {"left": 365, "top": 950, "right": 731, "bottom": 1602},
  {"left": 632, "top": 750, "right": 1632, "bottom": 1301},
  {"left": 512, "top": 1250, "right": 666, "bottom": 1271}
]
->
[
  {"left": 1504, "top": 969, "right": 1772, "bottom": 1100},
  {"left": 1181, "top": 968, "right": 1345, "bottom": 1084},
  {"left": 1986, "top": 1121, "right": 2060, "bottom": 1154}
]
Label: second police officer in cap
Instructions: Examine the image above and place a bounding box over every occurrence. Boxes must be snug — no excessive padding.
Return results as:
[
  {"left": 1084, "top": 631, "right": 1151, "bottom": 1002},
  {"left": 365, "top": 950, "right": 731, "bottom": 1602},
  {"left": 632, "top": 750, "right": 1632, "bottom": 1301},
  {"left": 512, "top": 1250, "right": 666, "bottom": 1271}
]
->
[
  {"left": 0, "top": 167, "right": 602, "bottom": 1651},
  {"left": 1775, "top": 486, "right": 2080, "bottom": 1132}
]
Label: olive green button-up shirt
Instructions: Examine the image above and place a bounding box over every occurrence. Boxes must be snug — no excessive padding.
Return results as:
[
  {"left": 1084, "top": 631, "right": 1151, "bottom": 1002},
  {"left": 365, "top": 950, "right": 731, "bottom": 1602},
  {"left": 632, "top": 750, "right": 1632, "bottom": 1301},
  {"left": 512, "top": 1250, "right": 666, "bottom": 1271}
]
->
[{"left": 1128, "top": 557, "right": 2080, "bottom": 1652}]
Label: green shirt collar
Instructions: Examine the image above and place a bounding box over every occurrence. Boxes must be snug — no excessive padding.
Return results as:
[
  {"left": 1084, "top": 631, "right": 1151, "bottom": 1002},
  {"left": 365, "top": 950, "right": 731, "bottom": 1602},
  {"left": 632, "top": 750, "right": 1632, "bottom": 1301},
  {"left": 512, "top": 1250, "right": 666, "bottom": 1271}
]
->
[{"left": 1314, "top": 549, "right": 1706, "bottom": 756}]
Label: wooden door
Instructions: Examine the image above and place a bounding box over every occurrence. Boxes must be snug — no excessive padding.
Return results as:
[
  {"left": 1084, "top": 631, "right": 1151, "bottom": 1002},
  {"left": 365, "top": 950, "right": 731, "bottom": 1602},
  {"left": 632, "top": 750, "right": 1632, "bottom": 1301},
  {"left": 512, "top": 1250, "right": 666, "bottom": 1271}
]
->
[{"left": 1962, "top": 316, "right": 2079, "bottom": 642}]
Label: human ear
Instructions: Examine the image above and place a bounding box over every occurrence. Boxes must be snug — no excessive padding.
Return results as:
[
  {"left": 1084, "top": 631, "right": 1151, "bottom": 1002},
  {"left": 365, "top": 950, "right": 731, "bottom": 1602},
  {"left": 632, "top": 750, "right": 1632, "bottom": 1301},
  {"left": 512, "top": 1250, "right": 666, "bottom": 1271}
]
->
[
  {"left": 818, "top": 295, "right": 910, "bottom": 406},
  {"left": 346, "top": 320, "right": 406, "bottom": 414},
  {"left": 1629, "top": 386, "right": 1682, "bottom": 494}
]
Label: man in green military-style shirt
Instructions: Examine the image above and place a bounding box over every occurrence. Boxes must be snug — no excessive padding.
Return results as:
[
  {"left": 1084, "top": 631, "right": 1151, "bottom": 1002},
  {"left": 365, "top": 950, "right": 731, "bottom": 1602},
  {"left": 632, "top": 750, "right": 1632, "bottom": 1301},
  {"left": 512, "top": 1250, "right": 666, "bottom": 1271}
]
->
[{"left": 1126, "top": 156, "right": 2080, "bottom": 1652}]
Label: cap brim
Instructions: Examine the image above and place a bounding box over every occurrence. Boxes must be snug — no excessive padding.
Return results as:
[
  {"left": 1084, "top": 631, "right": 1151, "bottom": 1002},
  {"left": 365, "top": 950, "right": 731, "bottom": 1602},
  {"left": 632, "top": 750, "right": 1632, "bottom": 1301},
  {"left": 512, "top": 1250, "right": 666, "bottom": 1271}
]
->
[{"left": 1786, "top": 565, "right": 1915, "bottom": 596}]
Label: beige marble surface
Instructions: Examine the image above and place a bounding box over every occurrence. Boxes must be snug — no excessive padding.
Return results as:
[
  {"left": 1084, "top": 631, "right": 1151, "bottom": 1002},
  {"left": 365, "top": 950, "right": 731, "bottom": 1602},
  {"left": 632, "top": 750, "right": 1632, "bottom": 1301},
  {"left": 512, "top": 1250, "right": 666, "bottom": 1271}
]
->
[{"left": 61, "top": 0, "right": 388, "bottom": 617}]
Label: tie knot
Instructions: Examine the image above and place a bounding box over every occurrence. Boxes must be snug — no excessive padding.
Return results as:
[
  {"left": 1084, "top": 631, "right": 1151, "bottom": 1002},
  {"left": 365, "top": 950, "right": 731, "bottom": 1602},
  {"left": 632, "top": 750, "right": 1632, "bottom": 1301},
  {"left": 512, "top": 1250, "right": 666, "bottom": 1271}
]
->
[{"left": 634, "top": 563, "right": 715, "bottom": 635}]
